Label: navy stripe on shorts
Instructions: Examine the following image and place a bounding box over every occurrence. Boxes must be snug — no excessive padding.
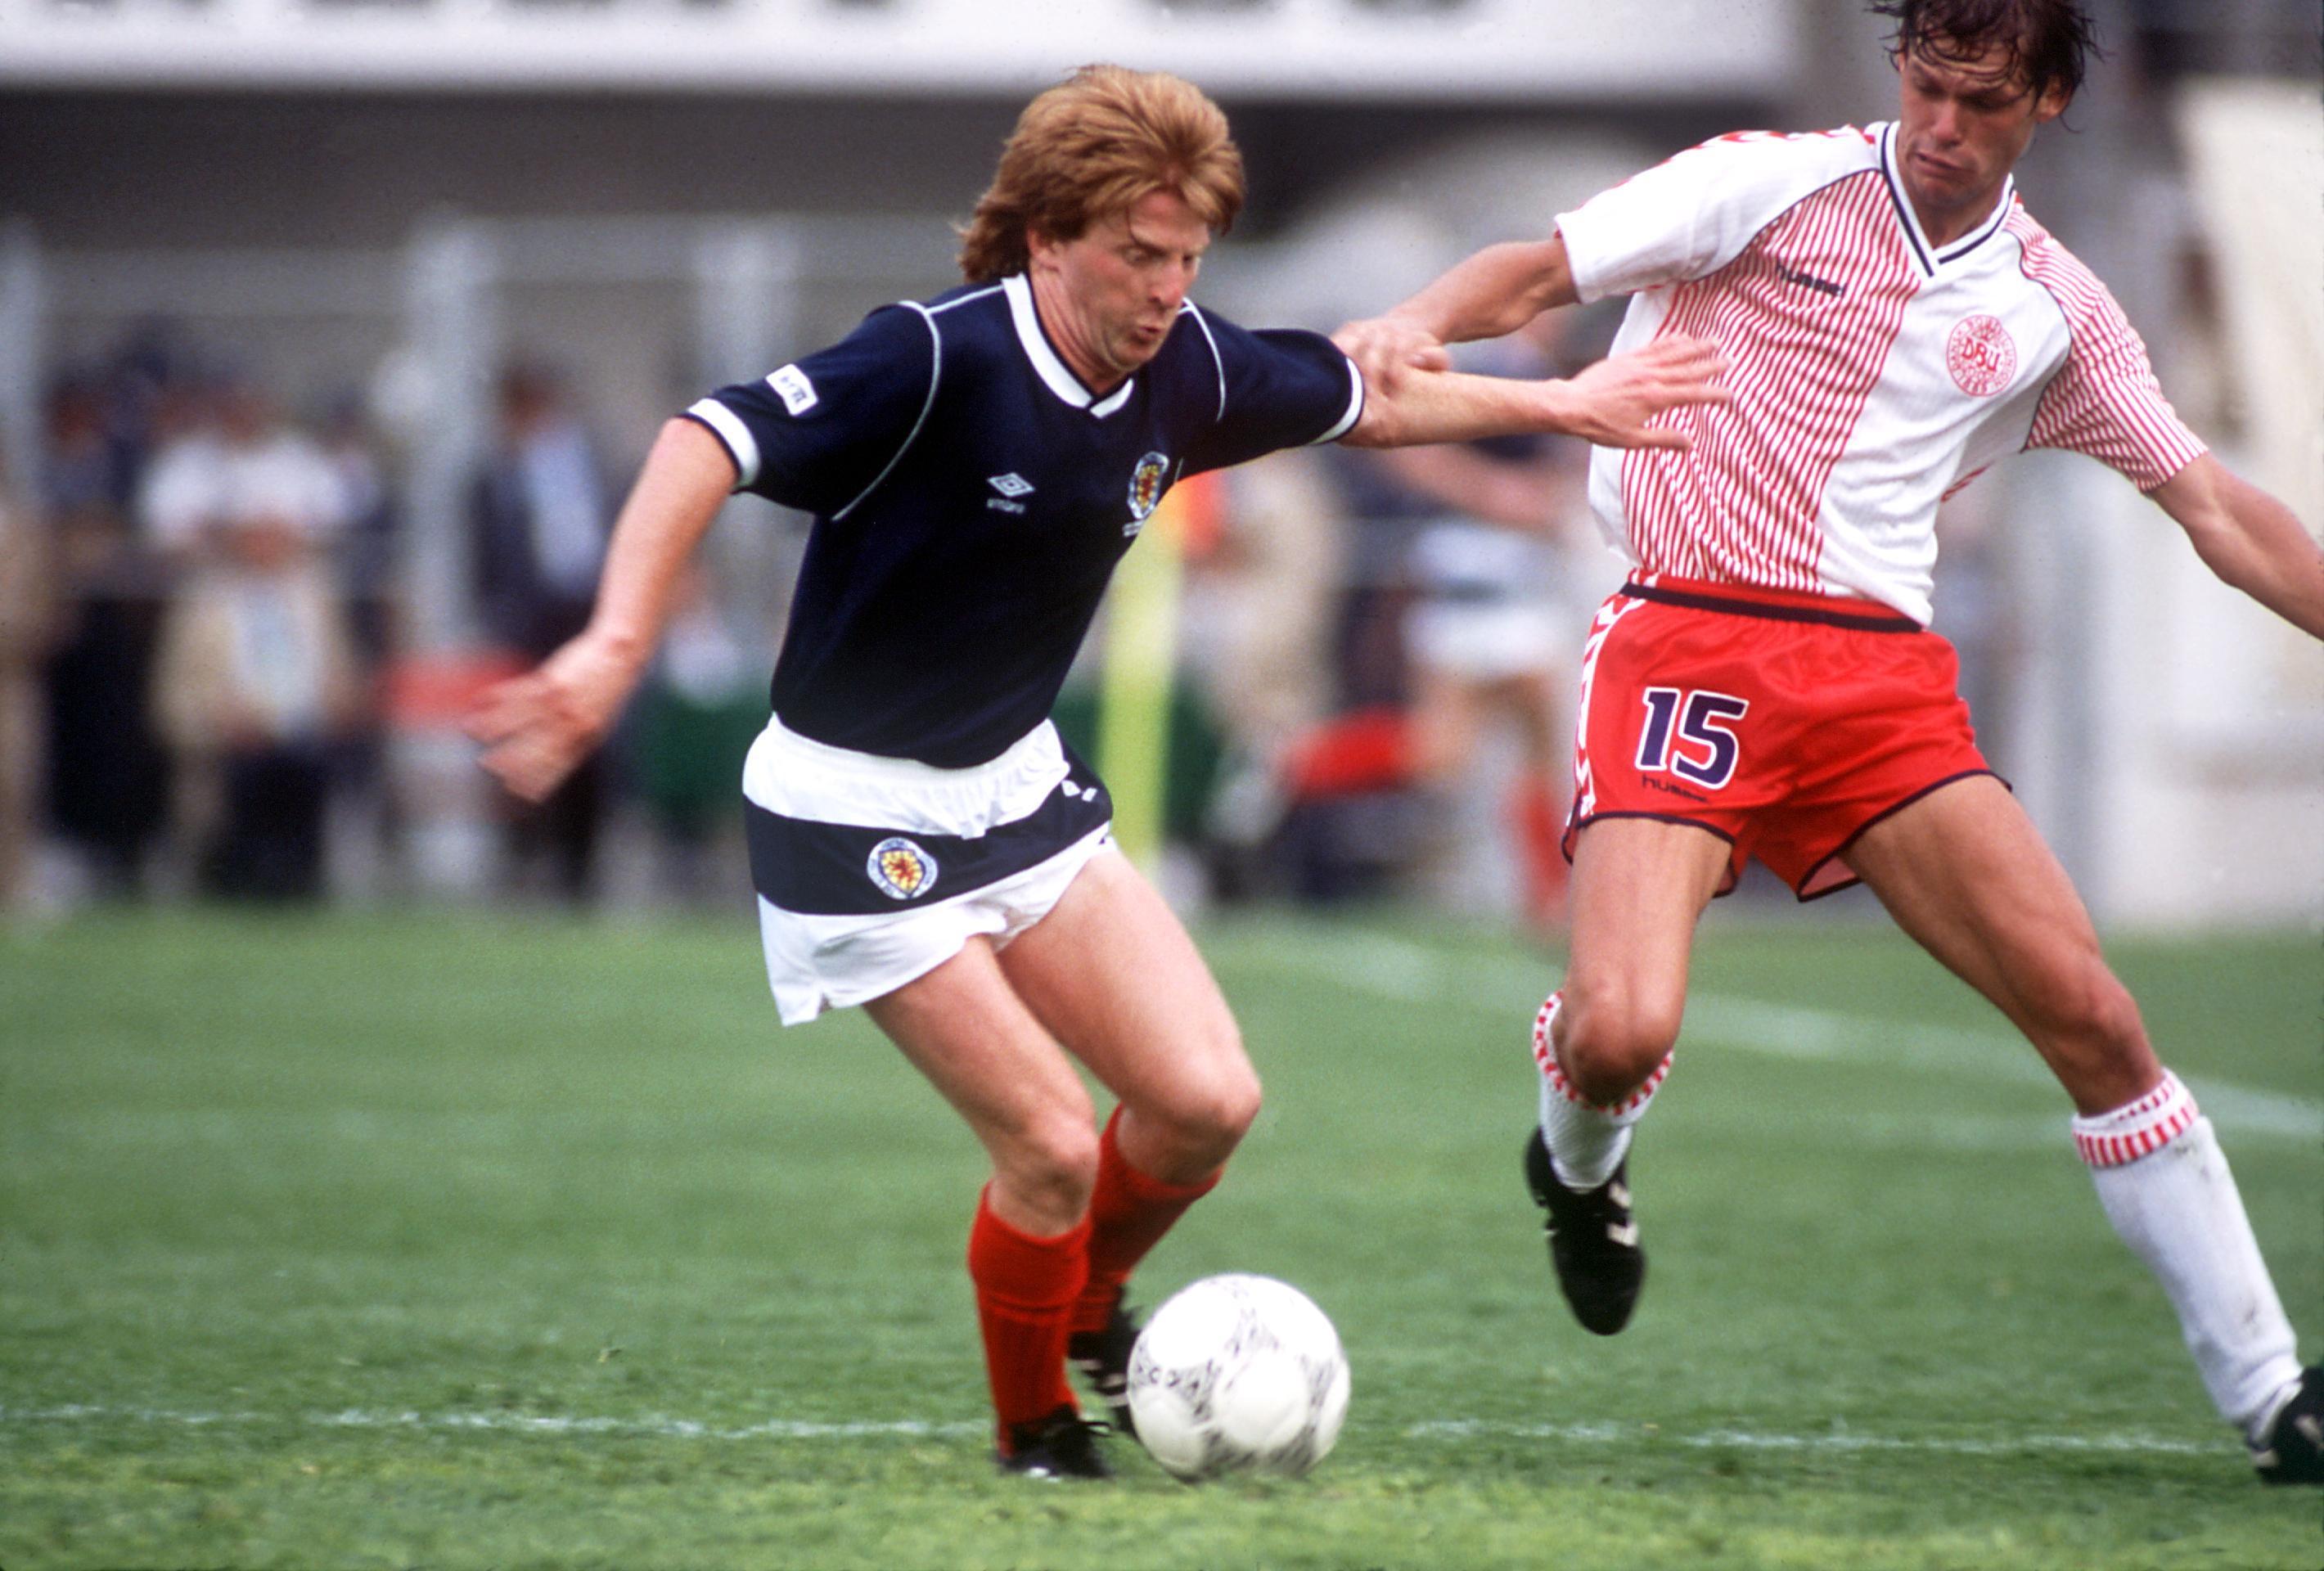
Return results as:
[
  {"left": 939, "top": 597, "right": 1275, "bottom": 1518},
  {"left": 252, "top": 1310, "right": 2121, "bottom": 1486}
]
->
[{"left": 745, "top": 747, "right": 1112, "bottom": 916}]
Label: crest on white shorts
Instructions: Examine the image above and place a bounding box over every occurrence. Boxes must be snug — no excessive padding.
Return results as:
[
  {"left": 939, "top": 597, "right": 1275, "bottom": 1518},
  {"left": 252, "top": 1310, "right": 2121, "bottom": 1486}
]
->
[{"left": 867, "top": 836, "right": 938, "bottom": 900}]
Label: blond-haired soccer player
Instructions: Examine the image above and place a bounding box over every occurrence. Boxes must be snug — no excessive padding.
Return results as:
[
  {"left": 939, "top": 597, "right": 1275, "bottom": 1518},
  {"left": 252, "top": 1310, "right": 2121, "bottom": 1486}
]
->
[
  {"left": 469, "top": 64, "right": 1724, "bottom": 1479},
  {"left": 1340, "top": 0, "right": 2323, "bottom": 1484}
]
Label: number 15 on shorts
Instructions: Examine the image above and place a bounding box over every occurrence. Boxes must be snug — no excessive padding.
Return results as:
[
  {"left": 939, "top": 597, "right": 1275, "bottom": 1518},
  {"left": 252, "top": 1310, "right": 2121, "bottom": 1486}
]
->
[{"left": 1637, "top": 688, "right": 1750, "bottom": 790}]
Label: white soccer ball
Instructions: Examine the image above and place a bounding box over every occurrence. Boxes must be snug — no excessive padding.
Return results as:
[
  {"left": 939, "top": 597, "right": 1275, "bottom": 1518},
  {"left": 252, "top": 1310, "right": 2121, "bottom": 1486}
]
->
[{"left": 1125, "top": 1272, "right": 1350, "bottom": 1482}]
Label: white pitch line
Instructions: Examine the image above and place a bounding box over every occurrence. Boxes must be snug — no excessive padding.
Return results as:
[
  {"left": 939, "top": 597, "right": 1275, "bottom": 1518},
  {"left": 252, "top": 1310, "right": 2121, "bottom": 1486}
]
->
[
  {"left": 1403, "top": 1419, "right": 2217, "bottom": 1458},
  {"left": 0, "top": 1404, "right": 2222, "bottom": 1460},
  {"left": 1228, "top": 930, "right": 2324, "bottom": 1141},
  {"left": 0, "top": 1404, "right": 982, "bottom": 1442}
]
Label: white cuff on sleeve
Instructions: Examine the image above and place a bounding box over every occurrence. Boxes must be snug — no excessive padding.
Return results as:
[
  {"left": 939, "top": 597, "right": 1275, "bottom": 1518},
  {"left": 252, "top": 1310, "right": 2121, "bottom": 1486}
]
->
[
  {"left": 686, "top": 398, "right": 760, "bottom": 492},
  {"left": 1310, "top": 355, "right": 1367, "bottom": 445}
]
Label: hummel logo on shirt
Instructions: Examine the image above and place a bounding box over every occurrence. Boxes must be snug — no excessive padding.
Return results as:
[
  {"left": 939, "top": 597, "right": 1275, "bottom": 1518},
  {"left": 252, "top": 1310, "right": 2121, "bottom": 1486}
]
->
[{"left": 1774, "top": 260, "right": 1845, "bottom": 297}]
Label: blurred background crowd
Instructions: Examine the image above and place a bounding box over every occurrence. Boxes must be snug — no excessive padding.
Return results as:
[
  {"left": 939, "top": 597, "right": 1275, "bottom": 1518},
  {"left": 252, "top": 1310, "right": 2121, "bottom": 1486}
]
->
[
  {"left": 0, "top": 335, "right": 770, "bottom": 913},
  {"left": 0, "top": 0, "right": 2315, "bottom": 930}
]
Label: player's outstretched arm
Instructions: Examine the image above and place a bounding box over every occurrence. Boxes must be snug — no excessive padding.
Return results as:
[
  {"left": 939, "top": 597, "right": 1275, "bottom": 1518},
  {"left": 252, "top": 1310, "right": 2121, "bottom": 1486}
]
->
[
  {"left": 2151, "top": 454, "right": 2324, "bottom": 640},
  {"left": 1339, "top": 333, "right": 1726, "bottom": 452},
  {"left": 466, "top": 416, "right": 736, "bottom": 803},
  {"left": 1335, "top": 236, "right": 1580, "bottom": 396}
]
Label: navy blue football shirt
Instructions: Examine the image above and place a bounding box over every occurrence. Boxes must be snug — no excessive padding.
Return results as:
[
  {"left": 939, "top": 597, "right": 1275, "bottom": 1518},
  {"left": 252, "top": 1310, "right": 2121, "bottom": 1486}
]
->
[{"left": 684, "top": 272, "right": 1364, "bottom": 767}]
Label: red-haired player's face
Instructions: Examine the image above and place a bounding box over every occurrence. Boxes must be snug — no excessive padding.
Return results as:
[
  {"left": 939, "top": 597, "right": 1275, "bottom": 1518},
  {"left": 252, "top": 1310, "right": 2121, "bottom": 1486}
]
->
[
  {"left": 1028, "top": 187, "right": 1212, "bottom": 394},
  {"left": 1894, "top": 37, "right": 2068, "bottom": 245}
]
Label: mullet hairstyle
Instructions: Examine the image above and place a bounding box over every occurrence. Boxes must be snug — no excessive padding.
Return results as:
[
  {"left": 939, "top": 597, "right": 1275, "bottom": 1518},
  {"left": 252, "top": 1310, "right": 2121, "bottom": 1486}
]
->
[
  {"left": 957, "top": 65, "right": 1245, "bottom": 285},
  {"left": 1870, "top": 0, "right": 2101, "bottom": 105}
]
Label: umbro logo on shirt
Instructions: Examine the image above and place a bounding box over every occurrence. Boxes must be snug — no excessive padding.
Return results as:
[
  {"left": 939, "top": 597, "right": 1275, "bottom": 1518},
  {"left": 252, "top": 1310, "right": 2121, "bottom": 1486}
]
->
[{"left": 987, "top": 473, "right": 1033, "bottom": 514}]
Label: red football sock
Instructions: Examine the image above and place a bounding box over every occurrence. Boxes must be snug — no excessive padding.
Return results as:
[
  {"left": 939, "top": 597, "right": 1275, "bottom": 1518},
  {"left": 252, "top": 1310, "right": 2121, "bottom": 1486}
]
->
[
  {"left": 1069, "top": 1107, "right": 1221, "bottom": 1335},
  {"left": 966, "top": 1187, "right": 1089, "bottom": 1443}
]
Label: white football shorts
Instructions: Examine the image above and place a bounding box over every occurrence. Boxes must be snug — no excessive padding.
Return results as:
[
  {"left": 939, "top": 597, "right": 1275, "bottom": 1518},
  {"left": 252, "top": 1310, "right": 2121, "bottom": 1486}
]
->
[{"left": 741, "top": 713, "right": 1115, "bottom": 1025}]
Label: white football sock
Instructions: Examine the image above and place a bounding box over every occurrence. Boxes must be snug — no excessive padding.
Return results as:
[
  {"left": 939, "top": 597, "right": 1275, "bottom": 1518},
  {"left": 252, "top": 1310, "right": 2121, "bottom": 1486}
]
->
[
  {"left": 2074, "top": 1071, "right": 2303, "bottom": 1438},
  {"left": 1531, "top": 991, "right": 1671, "bottom": 1191}
]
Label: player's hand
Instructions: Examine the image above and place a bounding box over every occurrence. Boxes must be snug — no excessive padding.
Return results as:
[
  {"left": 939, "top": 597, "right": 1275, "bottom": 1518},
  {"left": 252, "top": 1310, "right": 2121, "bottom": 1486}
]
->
[
  {"left": 465, "top": 630, "right": 643, "bottom": 804},
  {"left": 1332, "top": 315, "right": 1452, "bottom": 397},
  {"left": 1556, "top": 335, "right": 1729, "bottom": 451}
]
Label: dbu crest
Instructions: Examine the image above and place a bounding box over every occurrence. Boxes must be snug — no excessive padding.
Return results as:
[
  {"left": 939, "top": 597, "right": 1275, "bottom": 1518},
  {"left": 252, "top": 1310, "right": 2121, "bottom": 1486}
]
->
[
  {"left": 1124, "top": 451, "right": 1170, "bottom": 536},
  {"left": 867, "top": 836, "right": 938, "bottom": 900},
  {"left": 1945, "top": 314, "right": 2016, "bottom": 397}
]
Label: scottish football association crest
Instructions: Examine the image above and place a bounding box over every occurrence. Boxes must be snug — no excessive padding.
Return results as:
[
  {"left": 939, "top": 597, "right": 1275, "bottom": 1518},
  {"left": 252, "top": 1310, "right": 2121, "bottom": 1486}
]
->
[
  {"left": 1124, "top": 451, "right": 1171, "bottom": 537},
  {"left": 867, "top": 837, "right": 938, "bottom": 901}
]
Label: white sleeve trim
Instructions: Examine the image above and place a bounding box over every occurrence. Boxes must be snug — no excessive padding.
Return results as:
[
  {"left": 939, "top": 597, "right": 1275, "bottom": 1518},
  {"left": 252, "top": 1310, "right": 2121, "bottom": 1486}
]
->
[
  {"left": 1309, "top": 354, "right": 1367, "bottom": 445},
  {"left": 686, "top": 398, "right": 759, "bottom": 492}
]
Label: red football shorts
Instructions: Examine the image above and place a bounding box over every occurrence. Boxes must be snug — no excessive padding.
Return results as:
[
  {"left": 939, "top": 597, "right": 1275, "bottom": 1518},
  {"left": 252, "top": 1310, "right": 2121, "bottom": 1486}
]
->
[{"left": 1565, "top": 574, "right": 1998, "bottom": 899}]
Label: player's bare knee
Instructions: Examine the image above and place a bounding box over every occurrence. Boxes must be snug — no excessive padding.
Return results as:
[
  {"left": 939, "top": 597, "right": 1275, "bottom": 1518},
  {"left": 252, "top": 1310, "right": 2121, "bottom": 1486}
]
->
[
  {"left": 2024, "top": 961, "right": 2146, "bottom": 1057},
  {"left": 2024, "top": 966, "right": 2153, "bottom": 1108},
  {"left": 2085, "top": 978, "right": 2146, "bottom": 1058},
  {"left": 1558, "top": 984, "right": 1681, "bottom": 1105},
  {"left": 1197, "top": 1061, "right": 1263, "bottom": 1152},
  {"left": 1182, "top": 1017, "right": 1259, "bottom": 1139},
  {"left": 1001, "top": 1115, "right": 1101, "bottom": 1223},
  {"left": 1142, "top": 1060, "right": 1261, "bottom": 1173}
]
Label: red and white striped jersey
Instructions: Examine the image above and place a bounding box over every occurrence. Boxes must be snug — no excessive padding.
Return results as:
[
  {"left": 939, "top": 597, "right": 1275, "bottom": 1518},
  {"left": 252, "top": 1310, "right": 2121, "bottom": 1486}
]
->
[{"left": 1556, "top": 122, "right": 2205, "bottom": 625}]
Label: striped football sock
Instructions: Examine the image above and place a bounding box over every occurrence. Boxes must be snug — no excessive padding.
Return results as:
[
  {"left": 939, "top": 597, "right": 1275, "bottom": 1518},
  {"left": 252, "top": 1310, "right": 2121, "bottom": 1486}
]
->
[
  {"left": 2074, "top": 1070, "right": 2304, "bottom": 1437},
  {"left": 1531, "top": 990, "right": 1671, "bottom": 1191},
  {"left": 966, "top": 1186, "right": 1089, "bottom": 1443}
]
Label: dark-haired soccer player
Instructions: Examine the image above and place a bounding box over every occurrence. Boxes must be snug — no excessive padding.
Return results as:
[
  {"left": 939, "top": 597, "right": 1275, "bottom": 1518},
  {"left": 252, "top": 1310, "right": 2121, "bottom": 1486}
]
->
[
  {"left": 1340, "top": 0, "right": 2323, "bottom": 1484},
  {"left": 468, "top": 64, "right": 1724, "bottom": 1479}
]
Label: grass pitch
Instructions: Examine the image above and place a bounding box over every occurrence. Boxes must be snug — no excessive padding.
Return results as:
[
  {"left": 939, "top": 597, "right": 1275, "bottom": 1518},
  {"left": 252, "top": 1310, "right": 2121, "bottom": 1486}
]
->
[{"left": 2, "top": 903, "right": 2319, "bottom": 1569}]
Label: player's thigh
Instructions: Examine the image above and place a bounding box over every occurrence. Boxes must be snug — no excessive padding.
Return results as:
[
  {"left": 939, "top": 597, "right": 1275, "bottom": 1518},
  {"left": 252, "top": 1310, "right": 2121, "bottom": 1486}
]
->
[
  {"left": 1840, "top": 776, "right": 2152, "bottom": 1100},
  {"left": 1840, "top": 774, "right": 2097, "bottom": 1002},
  {"left": 997, "top": 847, "right": 1254, "bottom": 1133},
  {"left": 864, "top": 936, "right": 1097, "bottom": 1167},
  {"left": 1561, "top": 816, "right": 1729, "bottom": 1065}
]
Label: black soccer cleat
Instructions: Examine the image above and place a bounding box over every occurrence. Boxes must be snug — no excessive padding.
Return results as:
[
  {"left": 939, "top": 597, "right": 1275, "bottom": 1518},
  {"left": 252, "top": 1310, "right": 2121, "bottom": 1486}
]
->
[
  {"left": 1524, "top": 1126, "right": 1646, "bottom": 1336},
  {"left": 2250, "top": 1366, "right": 2324, "bottom": 1486},
  {"left": 1068, "top": 1299, "right": 1142, "bottom": 1438},
  {"left": 997, "top": 1405, "right": 1115, "bottom": 1481}
]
